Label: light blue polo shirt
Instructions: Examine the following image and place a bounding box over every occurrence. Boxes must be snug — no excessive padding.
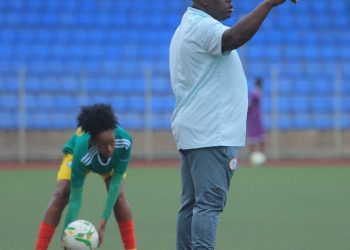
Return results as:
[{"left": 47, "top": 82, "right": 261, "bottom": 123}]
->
[{"left": 169, "top": 7, "right": 248, "bottom": 150}]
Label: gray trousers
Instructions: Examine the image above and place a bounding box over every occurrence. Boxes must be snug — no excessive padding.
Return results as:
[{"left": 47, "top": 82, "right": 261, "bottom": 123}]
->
[{"left": 176, "top": 146, "right": 238, "bottom": 250}]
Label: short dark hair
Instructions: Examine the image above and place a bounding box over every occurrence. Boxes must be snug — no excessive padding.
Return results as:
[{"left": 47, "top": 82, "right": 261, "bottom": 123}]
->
[
  {"left": 255, "top": 77, "right": 263, "bottom": 88},
  {"left": 77, "top": 104, "right": 117, "bottom": 137}
]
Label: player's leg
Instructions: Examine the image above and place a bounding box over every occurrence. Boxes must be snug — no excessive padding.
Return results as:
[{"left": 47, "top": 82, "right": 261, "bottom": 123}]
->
[
  {"left": 249, "top": 143, "right": 256, "bottom": 154},
  {"left": 104, "top": 176, "right": 137, "bottom": 250},
  {"left": 42, "top": 179, "right": 70, "bottom": 224},
  {"left": 258, "top": 137, "right": 265, "bottom": 154},
  {"left": 190, "top": 147, "right": 237, "bottom": 250},
  {"left": 177, "top": 149, "right": 195, "bottom": 250},
  {"left": 35, "top": 154, "right": 72, "bottom": 250}
]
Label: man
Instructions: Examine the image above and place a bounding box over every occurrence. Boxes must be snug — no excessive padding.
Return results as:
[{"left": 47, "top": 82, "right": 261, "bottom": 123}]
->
[
  {"left": 247, "top": 77, "right": 265, "bottom": 154},
  {"left": 35, "top": 104, "right": 137, "bottom": 250},
  {"left": 169, "top": 0, "right": 297, "bottom": 249}
]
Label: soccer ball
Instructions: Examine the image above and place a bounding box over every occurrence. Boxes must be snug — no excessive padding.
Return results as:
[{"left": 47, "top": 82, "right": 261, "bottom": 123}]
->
[
  {"left": 250, "top": 151, "right": 266, "bottom": 166},
  {"left": 62, "top": 220, "right": 99, "bottom": 250}
]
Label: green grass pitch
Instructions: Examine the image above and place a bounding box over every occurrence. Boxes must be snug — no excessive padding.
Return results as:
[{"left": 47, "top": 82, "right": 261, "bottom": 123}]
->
[{"left": 0, "top": 165, "right": 349, "bottom": 249}]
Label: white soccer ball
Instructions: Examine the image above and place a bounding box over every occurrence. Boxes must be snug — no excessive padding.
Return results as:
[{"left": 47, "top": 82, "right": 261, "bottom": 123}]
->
[
  {"left": 62, "top": 220, "right": 99, "bottom": 250},
  {"left": 250, "top": 151, "right": 266, "bottom": 166}
]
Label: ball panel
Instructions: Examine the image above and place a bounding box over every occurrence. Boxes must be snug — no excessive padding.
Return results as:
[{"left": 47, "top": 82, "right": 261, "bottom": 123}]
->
[{"left": 62, "top": 220, "right": 99, "bottom": 250}]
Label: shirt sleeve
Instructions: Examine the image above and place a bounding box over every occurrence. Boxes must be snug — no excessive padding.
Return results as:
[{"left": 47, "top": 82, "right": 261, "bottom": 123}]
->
[
  {"left": 196, "top": 19, "right": 229, "bottom": 56},
  {"left": 62, "top": 150, "right": 87, "bottom": 231},
  {"left": 101, "top": 141, "right": 132, "bottom": 221},
  {"left": 62, "top": 134, "right": 76, "bottom": 155}
]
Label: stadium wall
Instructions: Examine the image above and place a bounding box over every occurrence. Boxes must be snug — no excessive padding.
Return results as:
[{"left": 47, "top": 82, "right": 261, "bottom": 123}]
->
[{"left": 1, "top": 130, "right": 350, "bottom": 161}]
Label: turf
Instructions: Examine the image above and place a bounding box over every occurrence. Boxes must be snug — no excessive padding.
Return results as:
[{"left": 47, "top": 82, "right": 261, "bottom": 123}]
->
[{"left": 0, "top": 166, "right": 349, "bottom": 250}]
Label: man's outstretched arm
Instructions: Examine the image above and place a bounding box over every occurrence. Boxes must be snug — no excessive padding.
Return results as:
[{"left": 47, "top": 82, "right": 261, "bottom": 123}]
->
[{"left": 222, "top": 0, "right": 298, "bottom": 52}]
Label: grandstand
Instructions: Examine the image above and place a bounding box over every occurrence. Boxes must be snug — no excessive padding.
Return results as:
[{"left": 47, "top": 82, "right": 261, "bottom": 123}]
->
[{"left": 0, "top": 0, "right": 349, "bottom": 159}]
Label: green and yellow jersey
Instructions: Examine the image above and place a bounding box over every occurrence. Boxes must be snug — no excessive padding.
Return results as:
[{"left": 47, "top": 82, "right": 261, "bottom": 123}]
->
[{"left": 63, "top": 126, "right": 132, "bottom": 228}]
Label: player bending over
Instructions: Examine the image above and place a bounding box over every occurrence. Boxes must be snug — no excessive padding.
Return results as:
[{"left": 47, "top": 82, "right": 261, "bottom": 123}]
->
[{"left": 35, "top": 104, "right": 137, "bottom": 250}]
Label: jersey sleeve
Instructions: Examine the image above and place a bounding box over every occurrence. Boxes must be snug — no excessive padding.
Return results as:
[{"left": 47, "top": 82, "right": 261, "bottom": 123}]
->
[
  {"left": 196, "top": 19, "right": 229, "bottom": 56},
  {"left": 101, "top": 137, "right": 132, "bottom": 221},
  {"left": 62, "top": 148, "right": 87, "bottom": 231},
  {"left": 62, "top": 134, "right": 76, "bottom": 155},
  {"left": 117, "top": 138, "right": 132, "bottom": 174},
  {"left": 62, "top": 127, "right": 84, "bottom": 154}
]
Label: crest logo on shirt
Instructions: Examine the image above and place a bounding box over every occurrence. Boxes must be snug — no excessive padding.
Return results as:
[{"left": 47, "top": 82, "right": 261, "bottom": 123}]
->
[
  {"left": 67, "top": 161, "right": 72, "bottom": 168},
  {"left": 229, "top": 158, "right": 238, "bottom": 171}
]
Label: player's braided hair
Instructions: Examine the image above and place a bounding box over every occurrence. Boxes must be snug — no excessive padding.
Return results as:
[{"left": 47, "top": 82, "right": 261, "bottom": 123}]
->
[{"left": 77, "top": 103, "right": 117, "bottom": 137}]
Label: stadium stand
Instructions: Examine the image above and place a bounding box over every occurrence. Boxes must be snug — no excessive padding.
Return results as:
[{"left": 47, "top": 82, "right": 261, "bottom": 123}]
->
[{"left": 0, "top": 0, "right": 349, "bottom": 130}]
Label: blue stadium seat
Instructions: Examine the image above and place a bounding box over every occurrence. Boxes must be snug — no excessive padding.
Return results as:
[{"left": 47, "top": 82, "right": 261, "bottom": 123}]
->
[
  {"left": 55, "top": 96, "right": 80, "bottom": 112},
  {"left": 119, "top": 116, "right": 145, "bottom": 130},
  {"left": 340, "top": 116, "right": 350, "bottom": 129},
  {"left": 262, "top": 115, "right": 271, "bottom": 130},
  {"left": 25, "top": 94, "right": 40, "bottom": 113},
  {"left": 128, "top": 96, "right": 145, "bottom": 113},
  {"left": 292, "top": 96, "right": 310, "bottom": 114},
  {"left": 312, "top": 116, "right": 333, "bottom": 130},
  {"left": 278, "top": 79, "right": 293, "bottom": 95},
  {"left": 152, "top": 95, "right": 175, "bottom": 113},
  {"left": 278, "top": 97, "right": 292, "bottom": 113},
  {"left": 0, "top": 111, "right": 18, "bottom": 129},
  {"left": 26, "top": 113, "right": 74, "bottom": 130},
  {"left": 267, "top": 32, "right": 284, "bottom": 45},
  {"left": 314, "top": 79, "right": 334, "bottom": 94},
  {"left": 294, "top": 80, "right": 313, "bottom": 95},
  {"left": 111, "top": 96, "right": 129, "bottom": 114},
  {"left": 302, "top": 46, "right": 320, "bottom": 60},
  {"left": 0, "top": 94, "right": 18, "bottom": 111},
  {"left": 0, "top": 0, "right": 349, "bottom": 130},
  {"left": 341, "top": 98, "right": 350, "bottom": 112},
  {"left": 310, "top": 97, "right": 334, "bottom": 113},
  {"left": 0, "top": 78, "right": 18, "bottom": 93},
  {"left": 37, "top": 95, "right": 57, "bottom": 112},
  {"left": 152, "top": 77, "right": 172, "bottom": 94},
  {"left": 152, "top": 114, "right": 172, "bottom": 129},
  {"left": 88, "top": 94, "right": 111, "bottom": 106},
  {"left": 262, "top": 98, "right": 271, "bottom": 113},
  {"left": 295, "top": 116, "right": 313, "bottom": 129},
  {"left": 279, "top": 115, "right": 294, "bottom": 130},
  {"left": 333, "top": 15, "right": 348, "bottom": 28}
]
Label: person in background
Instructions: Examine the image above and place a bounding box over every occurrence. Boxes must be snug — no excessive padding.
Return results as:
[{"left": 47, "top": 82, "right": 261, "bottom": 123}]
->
[{"left": 247, "top": 77, "right": 265, "bottom": 155}]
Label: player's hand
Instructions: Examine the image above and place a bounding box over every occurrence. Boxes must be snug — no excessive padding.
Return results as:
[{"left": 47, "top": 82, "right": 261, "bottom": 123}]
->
[
  {"left": 98, "top": 220, "right": 107, "bottom": 247},
  {"left": 265, "top": 0, "right": 298, "bottom": 7},
  {"left": 61, "top": 240, "right": 67, "bottom": 250}
]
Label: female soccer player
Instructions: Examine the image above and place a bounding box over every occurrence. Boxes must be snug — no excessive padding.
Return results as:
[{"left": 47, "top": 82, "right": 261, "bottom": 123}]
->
[{"left": 35, "top": 104, "right": 136, "bottom": 250}]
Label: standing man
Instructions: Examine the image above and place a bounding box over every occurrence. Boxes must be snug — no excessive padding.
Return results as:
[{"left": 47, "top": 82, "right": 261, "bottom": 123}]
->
[{"left": 169, "top": 0, "right": 297, "bottom": 249}]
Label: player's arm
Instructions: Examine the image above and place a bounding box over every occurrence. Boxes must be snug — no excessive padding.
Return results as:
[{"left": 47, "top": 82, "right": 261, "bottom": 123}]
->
[
  {"left": 100, "top": 140, "right": 132, "bottom": 222},
  {"left": 98, "top": 136, "right": 132, "bottom": 246},
  {"left": 96, "top": 168, "right": 124, "bottom": 247},
  {"left": 101, "top": 158, "right": 130, "bottom": 222},
  {"left": 62, "top": 155, "right": 86, "bottom": 230},
  {"left": 222, "top": 0, "right": 297, "bottom": 52}
]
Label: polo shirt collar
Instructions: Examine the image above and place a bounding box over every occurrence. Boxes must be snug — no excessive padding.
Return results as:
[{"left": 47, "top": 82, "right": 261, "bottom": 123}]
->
[{"left": 187, "top": 7, "right": 211, "bottom": 18}]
